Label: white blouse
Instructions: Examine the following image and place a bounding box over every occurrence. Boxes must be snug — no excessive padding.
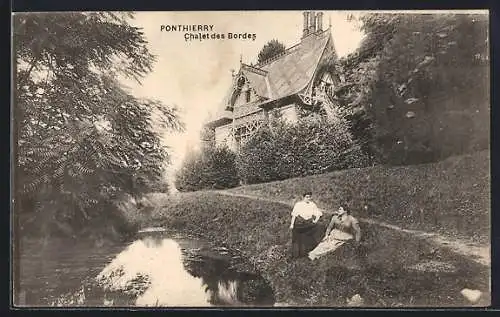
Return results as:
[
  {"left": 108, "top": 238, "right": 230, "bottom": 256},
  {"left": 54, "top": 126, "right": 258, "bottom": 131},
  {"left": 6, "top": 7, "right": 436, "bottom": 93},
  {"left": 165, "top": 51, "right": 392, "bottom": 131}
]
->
[{"left": 291, "top": 201, "right": 323, "bottom": 220}]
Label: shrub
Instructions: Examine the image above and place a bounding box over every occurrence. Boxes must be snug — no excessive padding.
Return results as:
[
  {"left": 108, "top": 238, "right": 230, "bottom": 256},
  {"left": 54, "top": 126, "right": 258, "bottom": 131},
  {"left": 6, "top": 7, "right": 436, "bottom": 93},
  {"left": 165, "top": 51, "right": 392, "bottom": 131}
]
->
[
  {"left": 175, "top": 145, "right": 240, "bottom": 191},
  {"left": 235, "top": 127, "right": 279, "bottom": 184},
  {"left": 236, "top": 114, "right": 370, "bottom": 184}
]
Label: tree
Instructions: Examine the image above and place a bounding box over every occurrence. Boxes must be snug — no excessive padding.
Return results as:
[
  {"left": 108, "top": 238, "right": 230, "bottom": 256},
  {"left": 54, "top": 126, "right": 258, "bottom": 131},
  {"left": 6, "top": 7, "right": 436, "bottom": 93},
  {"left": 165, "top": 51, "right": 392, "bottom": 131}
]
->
[
  {"left": 333, "top": 13, "right": 489, "bottom": 165},
  {"left": 315, "top": 53, "right": 378, "bottom": 164},
  {"left": 13, "top": 12, "right": 184, "bottom": 237},
  {"left": 257, "top": 39, "right": 286, "bottom": 64}
]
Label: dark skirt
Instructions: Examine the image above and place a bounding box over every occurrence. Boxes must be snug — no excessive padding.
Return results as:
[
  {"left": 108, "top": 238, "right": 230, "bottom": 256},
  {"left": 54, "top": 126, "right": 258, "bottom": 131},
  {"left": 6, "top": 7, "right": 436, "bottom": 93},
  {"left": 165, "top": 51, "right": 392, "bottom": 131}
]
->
[{"left": 291, "top": 217, "right": 323, "bottom": 258}]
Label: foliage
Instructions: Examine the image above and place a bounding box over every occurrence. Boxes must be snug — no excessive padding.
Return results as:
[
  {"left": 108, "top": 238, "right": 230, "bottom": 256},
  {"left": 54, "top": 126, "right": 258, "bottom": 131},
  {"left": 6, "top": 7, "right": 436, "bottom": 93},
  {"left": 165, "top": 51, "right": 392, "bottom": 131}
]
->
[
  {"left": 175, "top": 145, "right": 240, "bottom": 192},
  {"left": 199, "top": 145, "right": 240, "bottom": 190},
  {"left": 236, "top": 115, "right": 370, "bottom": 185},
  {"left": 14, "top": 12, "right": 183, "bottom": 237},
  {"left": 334, "top": 13, "right": 489, "bottom": 165},
  {"left": 257, "top": 39, "right": 286, "bottom": 64}
]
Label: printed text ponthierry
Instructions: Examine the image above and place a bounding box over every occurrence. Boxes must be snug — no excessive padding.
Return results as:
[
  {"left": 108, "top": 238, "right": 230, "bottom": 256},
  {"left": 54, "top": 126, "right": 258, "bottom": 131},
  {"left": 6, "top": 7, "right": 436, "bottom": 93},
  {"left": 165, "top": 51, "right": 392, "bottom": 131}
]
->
[{"left": 160, "top": 24, "right": 214, "bottom": 32}]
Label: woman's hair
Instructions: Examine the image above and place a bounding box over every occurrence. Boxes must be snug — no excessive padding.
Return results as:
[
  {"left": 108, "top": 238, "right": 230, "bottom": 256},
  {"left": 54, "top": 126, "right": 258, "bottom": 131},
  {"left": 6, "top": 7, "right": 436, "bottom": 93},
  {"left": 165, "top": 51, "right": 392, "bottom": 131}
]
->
[
  {"left": 340, "top": 205, "right": 351, "bottom": 215},
  {"left": 303, "top": 191, "right": 312, "bottom": 197}
]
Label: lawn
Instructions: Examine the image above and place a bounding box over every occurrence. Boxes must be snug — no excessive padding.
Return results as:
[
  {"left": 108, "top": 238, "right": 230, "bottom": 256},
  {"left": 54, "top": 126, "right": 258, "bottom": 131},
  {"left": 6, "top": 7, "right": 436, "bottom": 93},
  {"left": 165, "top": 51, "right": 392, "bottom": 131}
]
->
[
  {"left": 138, "top": 151, "right": 490, "bottom": 306},
  {"left": 226, "top": 150, "right": 491, "bottom": 244},
  {"left": 145, "top": 188, "right": 490, "bottom": 306}
]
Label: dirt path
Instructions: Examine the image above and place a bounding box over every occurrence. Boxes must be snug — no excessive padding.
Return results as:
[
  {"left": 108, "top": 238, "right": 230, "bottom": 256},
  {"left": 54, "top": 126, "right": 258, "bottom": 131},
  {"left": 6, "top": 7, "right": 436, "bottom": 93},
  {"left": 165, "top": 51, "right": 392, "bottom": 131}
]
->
[{"left": 212, "top": 190, "right": 490, "bottom": 267}]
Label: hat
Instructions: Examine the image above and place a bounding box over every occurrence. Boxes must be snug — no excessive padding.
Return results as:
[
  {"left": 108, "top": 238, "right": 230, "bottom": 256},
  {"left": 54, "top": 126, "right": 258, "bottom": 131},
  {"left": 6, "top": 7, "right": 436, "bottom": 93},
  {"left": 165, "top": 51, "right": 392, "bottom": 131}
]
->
[{"left": 336, "top": 207, "right": 347, "bottom": 216}]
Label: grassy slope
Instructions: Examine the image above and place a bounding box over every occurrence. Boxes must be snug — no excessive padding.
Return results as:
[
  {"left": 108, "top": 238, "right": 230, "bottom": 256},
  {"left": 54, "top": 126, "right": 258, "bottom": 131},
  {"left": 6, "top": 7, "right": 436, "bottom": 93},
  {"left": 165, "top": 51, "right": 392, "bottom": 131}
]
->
[
  {"left": 226, "top": 150, "right": 491, "bottom": 244},
  {"left": 147, "top": 191, "right": 489, "bottom": 307},
  {"left": 142, "top": 151, "right": 490, "bottom": 306}
]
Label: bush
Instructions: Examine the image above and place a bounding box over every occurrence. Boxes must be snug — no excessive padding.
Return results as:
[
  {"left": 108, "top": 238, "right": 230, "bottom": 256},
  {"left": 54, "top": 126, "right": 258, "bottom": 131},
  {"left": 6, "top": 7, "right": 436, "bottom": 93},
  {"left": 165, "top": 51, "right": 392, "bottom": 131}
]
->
[
  {"left": 175, "top": 145, "right": 240, "bottom": 192},
  {"left": 236, "top": 114, "right": 370, "bottom": 184}
]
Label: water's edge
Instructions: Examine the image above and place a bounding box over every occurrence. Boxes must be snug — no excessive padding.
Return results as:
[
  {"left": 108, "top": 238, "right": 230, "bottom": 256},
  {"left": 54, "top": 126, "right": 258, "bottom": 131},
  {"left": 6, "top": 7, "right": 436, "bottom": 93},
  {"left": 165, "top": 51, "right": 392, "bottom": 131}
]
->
[{"left": 17, "top": 228, "right": 277, "bottom": 307}]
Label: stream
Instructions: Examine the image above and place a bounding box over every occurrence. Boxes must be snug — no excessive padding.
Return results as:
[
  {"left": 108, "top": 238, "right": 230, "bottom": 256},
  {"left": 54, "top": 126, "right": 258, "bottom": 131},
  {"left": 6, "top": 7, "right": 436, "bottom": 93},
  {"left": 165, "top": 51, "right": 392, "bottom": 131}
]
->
[
  {"left": 15, "top": 225, "right": 491, "bottom": 307},
  {"left": 16, "top": 228, "right": 275, "bottom": 307}
]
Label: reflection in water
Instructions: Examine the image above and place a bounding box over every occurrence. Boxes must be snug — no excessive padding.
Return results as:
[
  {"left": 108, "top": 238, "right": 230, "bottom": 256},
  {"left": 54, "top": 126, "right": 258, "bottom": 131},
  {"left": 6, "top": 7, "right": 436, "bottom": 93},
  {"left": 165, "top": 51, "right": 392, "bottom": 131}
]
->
[
  {"left": 18, "top": 223, "right": 489, "bottom": 307},
  {"left": 98, "top": 236, "right": 210, "bottom": 306},
  {"left": 95, "top": 233, "right": 275, "bottom": 307},
  {"left": 183, "top": 250, "right": 275, "bottom": 306}
]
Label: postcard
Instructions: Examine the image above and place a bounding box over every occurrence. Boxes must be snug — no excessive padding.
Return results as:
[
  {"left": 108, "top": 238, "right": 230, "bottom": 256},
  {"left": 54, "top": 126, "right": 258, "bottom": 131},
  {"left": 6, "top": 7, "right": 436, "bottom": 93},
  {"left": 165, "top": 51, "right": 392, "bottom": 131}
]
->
[{"left": 12, "top": 10, "right": 490, "bottom": 308}]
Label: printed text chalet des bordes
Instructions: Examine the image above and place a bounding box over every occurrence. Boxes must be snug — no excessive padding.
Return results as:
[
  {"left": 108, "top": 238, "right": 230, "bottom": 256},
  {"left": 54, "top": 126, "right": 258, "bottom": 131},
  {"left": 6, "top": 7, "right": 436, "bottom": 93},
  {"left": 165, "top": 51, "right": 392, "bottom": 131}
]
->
[{"left": 160, "top": 24, "right": 257, "bottom": 42}]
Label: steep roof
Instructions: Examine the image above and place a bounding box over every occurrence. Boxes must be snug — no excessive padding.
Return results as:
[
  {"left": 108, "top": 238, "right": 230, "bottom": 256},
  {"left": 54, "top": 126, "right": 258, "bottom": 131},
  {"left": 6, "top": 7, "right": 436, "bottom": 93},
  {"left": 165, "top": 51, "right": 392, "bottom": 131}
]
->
[
  {"left": 255, "top": 29, "right": 332, "bottom": 102},
  {"left": 208, "top": 29, "right": 335, "bottom": 127}
]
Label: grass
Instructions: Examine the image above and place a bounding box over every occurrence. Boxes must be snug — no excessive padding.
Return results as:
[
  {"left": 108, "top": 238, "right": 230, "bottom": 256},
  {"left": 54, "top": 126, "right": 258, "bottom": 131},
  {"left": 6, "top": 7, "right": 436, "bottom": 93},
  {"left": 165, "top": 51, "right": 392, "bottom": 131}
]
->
[
  {"left": 18, "top": 151, "right": 490, "bottom": 307},
  {"left": 145, "top": 191, "right": 489, "bottom": 306},
  {"left": 225, "top": 150, "right": 491, "bottom": 244},
  {"left": 141, "top": 151, "right": 490, "bottom": 306}
]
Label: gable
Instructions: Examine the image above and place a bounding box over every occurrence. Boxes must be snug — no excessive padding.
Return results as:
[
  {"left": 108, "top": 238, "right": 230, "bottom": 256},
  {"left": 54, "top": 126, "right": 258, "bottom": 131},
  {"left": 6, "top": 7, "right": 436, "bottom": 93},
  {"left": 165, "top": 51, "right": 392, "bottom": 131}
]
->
[
  {"left": 207, "top": 29, "right": 338, "bottom": 127},
  {"left": 305, "top": 36, "right": 341, "bottom": 95},
  {"left": 259, "top": 30, "right": 334, "bottom": 103},
  {"left": 233, "top": 30, "right": 335, "bottom": 107}
]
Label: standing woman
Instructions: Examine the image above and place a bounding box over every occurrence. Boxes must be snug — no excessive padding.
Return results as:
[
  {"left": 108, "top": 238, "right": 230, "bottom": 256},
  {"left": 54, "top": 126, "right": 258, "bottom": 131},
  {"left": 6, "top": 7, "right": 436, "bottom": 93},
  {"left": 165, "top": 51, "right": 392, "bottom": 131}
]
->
[{"left": 289, "top": 191, "right": 323, "bottom": 258}]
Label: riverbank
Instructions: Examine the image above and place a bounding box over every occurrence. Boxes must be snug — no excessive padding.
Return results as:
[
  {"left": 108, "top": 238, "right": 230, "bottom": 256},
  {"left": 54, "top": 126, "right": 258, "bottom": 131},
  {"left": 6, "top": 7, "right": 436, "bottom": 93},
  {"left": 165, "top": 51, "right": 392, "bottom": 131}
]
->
[
  {"left": 145, "top": 191, "right": 490, "bottom": 307},
  {"left": 215, "top": 190, "right": 490, "bottom": 267},
  {"left": 15, "top": 151, "right": 490, "bottom": 307}
]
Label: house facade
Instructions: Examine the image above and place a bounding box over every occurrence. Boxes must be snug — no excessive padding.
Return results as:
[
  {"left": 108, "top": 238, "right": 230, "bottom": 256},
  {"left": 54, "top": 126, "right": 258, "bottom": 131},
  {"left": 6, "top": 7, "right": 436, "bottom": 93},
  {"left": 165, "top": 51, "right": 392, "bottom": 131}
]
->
[{"left": 205, "top": 11, "right": 342, "bottom": 151}]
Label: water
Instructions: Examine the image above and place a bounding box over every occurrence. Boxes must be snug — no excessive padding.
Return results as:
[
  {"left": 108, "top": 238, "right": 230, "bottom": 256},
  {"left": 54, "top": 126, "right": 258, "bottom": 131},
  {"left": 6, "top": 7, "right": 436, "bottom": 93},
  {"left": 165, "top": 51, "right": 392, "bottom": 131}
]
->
[
  {"left": 15, "top": 224, "right": 491, "bottom": 307},
  {"left": 16, "top": 229, "right": 275, "bottom": 307}
]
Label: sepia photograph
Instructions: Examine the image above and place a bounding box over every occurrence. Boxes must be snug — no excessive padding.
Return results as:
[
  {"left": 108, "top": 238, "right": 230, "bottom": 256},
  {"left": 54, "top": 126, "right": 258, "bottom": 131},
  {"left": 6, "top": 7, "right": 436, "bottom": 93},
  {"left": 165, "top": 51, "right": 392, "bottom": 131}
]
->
[{"left": 11, "top": 10, "right": 490, "bottom": 308}]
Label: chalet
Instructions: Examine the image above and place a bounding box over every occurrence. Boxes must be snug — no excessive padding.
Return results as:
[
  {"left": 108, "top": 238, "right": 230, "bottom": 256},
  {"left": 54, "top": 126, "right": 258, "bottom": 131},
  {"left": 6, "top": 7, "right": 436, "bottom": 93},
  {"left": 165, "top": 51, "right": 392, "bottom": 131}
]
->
[{"left": 205, "top": 11, "right": 342, "bottom": 151}]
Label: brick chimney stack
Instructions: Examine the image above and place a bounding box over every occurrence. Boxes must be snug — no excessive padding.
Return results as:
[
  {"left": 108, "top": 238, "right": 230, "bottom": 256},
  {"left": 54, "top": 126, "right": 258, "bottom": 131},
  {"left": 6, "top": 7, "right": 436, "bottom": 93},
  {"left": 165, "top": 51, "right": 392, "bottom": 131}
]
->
[
  {"left": 316, "top": 12, "right": 323, "bottom": 31},
  {"left": 308, "top": 11, "right": 316, "bottom": 34},
  {"left": 302, "top": 11, "right": 310, "bottom": 38},
  {"left": 302, "top": 11, "right": 324, "bottom": 38}
]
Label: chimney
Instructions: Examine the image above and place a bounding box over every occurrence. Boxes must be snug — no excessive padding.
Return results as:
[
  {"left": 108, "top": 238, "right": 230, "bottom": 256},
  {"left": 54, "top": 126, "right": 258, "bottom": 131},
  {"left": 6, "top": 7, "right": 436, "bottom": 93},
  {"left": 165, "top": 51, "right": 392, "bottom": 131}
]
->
[
  {"left": 316, "top": 12, "right": 323, "bottom": 31},
  {"left": 308, "top": 11, "right": 316, "bottom": 34},
  {"left": 302, "top": 11, "right": 310, "bottom": 38}
]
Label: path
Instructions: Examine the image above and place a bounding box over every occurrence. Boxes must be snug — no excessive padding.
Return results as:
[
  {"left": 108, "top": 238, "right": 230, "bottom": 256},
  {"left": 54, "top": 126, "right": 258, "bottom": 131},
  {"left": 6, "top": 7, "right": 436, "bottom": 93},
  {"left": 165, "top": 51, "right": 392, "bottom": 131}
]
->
[{"left": 212, "top": 190, "right": 490, "bottom": 267}]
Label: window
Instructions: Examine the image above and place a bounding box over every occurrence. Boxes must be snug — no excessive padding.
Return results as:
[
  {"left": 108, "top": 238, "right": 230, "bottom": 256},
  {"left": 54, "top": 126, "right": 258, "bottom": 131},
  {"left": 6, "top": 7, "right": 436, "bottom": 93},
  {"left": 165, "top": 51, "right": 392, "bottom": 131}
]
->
[
  {"left": 245, "top": 90, "right": 251, "bottom": 103},
  {"left": 237, "top": 76, "right": 246, "bottom": 88},
  {"left": 234, "top": 119, "right": 263, "bottom": 148}
]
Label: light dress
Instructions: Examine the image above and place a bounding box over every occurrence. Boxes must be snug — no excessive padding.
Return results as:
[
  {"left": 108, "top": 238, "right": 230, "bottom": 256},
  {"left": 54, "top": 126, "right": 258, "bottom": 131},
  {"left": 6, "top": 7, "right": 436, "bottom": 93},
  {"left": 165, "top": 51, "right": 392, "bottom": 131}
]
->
[{"left": 308, "top": 229, "right": 354, "bottom": 260}]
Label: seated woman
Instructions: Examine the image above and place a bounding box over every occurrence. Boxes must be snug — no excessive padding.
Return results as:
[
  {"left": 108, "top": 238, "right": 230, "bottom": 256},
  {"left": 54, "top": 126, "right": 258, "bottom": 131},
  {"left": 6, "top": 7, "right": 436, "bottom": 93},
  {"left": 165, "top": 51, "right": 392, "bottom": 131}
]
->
[
  {"left": 323, "top": 206, "right": 361, "bottom": 243},
  {"left": 307, "top": 206, "right": 361, "bottom": 261},
  {"left": 289, "top": 191, "right": 323, "bottom": 259}
]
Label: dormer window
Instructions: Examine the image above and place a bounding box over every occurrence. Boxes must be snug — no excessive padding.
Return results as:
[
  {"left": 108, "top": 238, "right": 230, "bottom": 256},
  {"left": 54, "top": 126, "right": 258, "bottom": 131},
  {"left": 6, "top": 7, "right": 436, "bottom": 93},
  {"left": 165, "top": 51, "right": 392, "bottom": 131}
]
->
[
  {"left": 237, "top": 76, "right": 246, "bottom": 88},
  {"left": 245, "top": 89, "right": 251, "bottom": 102}
]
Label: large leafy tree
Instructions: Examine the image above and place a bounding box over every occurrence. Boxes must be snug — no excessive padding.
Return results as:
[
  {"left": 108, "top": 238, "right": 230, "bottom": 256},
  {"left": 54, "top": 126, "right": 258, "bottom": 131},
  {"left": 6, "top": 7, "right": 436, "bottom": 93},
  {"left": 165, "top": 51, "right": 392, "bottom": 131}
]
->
[
  {"left": 329, "top": 13, "right": 489, "bottom": 165},
  {"left": 13, "top": 12, "right": 183, "bottom": 236},
  {"left": 367, "top": 13, "right": 489, "bottom": 164}
]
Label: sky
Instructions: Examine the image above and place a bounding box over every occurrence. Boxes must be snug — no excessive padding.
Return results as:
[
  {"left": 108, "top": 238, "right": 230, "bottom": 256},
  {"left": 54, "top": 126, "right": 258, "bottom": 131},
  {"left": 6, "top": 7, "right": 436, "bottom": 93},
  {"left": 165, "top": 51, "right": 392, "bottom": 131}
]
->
[{"left": 121, "top": 11, "right": 366, "bottom": 173}]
